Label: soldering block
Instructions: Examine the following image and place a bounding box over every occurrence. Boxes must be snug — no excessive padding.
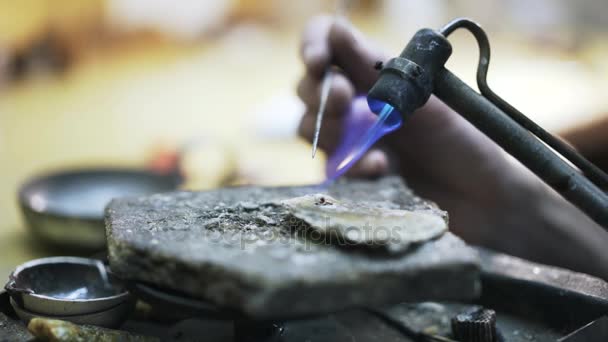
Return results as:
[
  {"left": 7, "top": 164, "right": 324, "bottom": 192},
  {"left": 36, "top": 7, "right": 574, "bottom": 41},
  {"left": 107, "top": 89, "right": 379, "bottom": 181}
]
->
[{"left": 106, "top": 176, "right": 480, "bottom": 319}]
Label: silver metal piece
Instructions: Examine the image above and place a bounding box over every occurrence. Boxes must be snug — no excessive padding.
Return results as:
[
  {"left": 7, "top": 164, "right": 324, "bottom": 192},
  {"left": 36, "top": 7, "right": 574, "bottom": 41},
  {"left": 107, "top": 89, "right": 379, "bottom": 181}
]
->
[{"left": 10, "top": 297, "right": 134, "bottom": 328}]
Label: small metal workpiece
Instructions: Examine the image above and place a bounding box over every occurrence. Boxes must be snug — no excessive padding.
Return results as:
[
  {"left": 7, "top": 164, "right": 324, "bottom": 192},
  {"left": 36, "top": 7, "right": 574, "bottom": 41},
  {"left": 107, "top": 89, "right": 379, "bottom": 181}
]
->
[{"left": 311, "top": 0, "right": 347, "bottom": 159}]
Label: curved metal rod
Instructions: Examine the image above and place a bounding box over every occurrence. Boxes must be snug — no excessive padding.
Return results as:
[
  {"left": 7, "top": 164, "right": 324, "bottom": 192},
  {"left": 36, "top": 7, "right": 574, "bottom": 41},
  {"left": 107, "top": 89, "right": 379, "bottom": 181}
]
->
[{"left": 440, "top": 18, "right": 608, "bottom": 191}]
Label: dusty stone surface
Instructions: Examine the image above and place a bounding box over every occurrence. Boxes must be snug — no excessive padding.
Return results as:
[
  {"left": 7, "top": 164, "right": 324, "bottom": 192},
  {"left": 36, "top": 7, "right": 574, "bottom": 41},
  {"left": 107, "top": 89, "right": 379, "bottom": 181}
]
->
[{"left": 106, "top": 177, "right": 480, "bottom": 319}]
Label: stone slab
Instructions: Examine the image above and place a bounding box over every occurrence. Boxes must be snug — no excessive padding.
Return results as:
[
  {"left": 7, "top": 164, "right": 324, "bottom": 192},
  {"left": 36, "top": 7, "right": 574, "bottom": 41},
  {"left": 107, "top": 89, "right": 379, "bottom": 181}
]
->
[{"left": 106, "top": 177, "right": 480, "bottom": 319}]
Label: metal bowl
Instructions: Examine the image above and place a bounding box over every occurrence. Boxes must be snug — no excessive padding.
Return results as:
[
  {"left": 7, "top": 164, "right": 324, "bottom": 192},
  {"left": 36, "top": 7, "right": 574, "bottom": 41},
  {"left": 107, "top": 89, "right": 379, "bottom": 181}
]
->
[
  {"left": 18, "top": 168, "right": 180, "bottom": 250},
  {"left": 10, "top": 297, "right": 134, "bottom": 328},
  {"left": 5, "top": 257, "right": 130, "bottom": 316}
]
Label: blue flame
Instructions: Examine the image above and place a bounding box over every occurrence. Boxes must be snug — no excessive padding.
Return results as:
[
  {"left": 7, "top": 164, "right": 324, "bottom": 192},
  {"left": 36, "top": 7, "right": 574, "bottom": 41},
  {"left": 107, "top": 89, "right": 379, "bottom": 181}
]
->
[{"left": 325, "top": 96, "right": 403, "bottom": 182}]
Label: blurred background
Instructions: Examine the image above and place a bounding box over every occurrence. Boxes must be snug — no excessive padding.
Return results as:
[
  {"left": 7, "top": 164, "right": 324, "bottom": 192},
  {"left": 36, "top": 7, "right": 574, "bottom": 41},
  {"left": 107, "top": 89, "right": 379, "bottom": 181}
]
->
[{"left": 1, "top": 0, "right": 607, "bottom": 279}]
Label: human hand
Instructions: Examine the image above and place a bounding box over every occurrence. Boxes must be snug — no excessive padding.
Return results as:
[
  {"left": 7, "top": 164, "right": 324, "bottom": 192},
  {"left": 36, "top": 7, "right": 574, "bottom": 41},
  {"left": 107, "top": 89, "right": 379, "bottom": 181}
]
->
[
  {"left": 297, "top": 15, "right": 517, "bottom": 243},
  {"left": 297, "top": 15, "right": 608, "bottom": 279}
]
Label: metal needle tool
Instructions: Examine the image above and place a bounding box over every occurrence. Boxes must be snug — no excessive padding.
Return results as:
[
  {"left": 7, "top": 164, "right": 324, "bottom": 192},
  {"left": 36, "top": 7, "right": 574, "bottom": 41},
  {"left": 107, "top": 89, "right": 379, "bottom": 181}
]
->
[
  {"left": 311, "top": 0, "right": 346, "bottom": 159},
  {"left": 311, "top": 71, "right": 333, "bottom": 158}
]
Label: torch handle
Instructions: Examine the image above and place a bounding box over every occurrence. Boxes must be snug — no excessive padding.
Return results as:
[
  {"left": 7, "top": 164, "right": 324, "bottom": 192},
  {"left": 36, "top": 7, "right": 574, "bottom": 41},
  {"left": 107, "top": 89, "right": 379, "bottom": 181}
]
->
[{"left": 434, "top": 68, "right": 608, "bottom": 228}]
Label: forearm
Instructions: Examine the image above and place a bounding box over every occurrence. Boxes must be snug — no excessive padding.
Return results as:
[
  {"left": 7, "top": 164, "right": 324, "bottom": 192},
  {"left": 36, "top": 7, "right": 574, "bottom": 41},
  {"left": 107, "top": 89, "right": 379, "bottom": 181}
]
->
[{"left": 489, "top": 162, "right": 608, "bottom": 280}]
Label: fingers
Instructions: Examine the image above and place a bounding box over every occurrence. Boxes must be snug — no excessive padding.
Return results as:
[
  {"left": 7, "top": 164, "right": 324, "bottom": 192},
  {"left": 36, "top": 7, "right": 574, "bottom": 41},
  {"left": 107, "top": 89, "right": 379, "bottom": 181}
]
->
[
  {"left": 299, "top": 110, "right": 389, "bottom": 177},
  {"left": 298, "top": 113, "right": 343, "bottom": 153},
  {"left": 299, "top": 107, "right": 390, "bottom": 178},
  {"left": 299, "top": 15, "right": 391, "bottom": 178},
  {"left": 296, "top": 72, "right": 354, "bottom": 120},
  {"left": 300, "top": 15, "right": 333, "bottom": 79},
  {"left": 344, "top": 149, "right": 390, "bottom": 178},
  {"left": 328, "top": 18, "right": 387, "bottom": 92},
  {"left": 300, "top": 15, "right": 387, "bottom": 91}
]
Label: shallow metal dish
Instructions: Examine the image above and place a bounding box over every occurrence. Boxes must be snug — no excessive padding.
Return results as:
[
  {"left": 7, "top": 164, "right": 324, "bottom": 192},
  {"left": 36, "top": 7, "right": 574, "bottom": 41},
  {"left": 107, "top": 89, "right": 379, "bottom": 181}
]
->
[
  {"left": 5, "top": 257, "right": 130, "bottom": 316},
  {"left": 19, "top": 168, "right": 180, "bottom": 250},
  {"left": 10, "top": 297, "right": 134, "bottom": 328}
]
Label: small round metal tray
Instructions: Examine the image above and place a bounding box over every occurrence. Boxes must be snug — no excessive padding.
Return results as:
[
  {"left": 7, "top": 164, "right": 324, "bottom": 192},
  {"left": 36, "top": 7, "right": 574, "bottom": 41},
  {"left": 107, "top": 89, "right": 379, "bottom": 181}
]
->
[
  {"left": 5, "top": 257, "right": 130, "bottom": 316},
  {"left": 10, "top": 297, "right": 134, "bottom": 329},
  {"left": 19, "top": 168, "right": 180, "bottom": 250}
]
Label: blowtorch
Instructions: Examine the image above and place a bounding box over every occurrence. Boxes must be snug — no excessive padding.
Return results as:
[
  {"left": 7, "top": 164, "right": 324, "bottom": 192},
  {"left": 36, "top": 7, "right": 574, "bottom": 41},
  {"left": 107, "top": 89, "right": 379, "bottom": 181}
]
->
[{"left": 365, "top": 18, "right": 608, "bottom": 229}]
